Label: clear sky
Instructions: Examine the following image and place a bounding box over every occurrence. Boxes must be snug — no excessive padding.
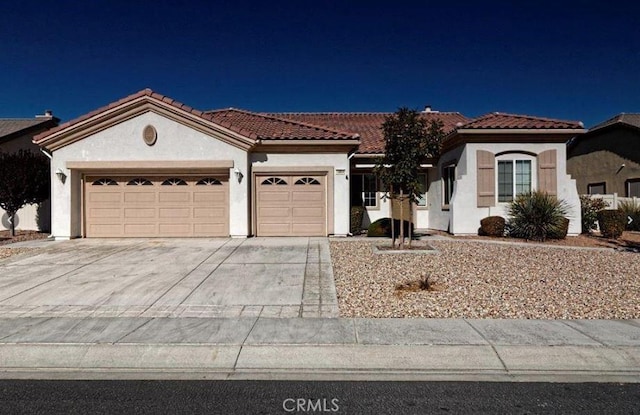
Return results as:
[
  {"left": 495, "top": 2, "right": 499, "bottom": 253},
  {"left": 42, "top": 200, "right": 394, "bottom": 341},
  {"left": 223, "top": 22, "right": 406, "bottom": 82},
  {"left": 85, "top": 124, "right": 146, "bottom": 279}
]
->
[{"left": 2, "top": 1, "right": 639, "bottom": 127}]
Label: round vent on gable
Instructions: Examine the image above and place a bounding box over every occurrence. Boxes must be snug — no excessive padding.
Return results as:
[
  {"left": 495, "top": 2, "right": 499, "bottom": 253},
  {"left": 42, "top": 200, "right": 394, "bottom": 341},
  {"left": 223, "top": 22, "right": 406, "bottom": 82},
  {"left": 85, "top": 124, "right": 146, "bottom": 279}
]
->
[{"left": 143, "top": 125, "right": 157, "bottom": 146}]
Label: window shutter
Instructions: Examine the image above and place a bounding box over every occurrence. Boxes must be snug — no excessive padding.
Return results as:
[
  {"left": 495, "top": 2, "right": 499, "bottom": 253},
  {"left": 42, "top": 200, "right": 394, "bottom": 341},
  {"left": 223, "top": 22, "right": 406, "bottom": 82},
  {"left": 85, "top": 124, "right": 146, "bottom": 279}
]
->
[
  {"left": 477, "top": 150, "right": 495, "bottom": 207},
  {"left": 537, "top": 149, "right": 557, "bottom": 196}
]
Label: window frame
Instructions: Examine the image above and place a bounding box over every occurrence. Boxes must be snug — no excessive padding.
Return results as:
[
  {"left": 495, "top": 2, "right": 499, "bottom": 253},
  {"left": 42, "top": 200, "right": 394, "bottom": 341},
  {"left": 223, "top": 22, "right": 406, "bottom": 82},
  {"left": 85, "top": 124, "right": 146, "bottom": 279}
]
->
[
  {"left": 587, "top": 182, "right": 607, "bottom": 195},
  {"left": 416, "top": 172, "right": 428, "bottom": 208},
  {"left": 351, "top": 173, "right": 379, "bottom": 209},
  {"left": 626, "top": 179, "right": 640, "bottom": 198},
  {"left": 442, "top": 163, "right": 456, "bottom": 209},
  {"left": 495, "top": 154, "right": 536, "bottom": 204}
]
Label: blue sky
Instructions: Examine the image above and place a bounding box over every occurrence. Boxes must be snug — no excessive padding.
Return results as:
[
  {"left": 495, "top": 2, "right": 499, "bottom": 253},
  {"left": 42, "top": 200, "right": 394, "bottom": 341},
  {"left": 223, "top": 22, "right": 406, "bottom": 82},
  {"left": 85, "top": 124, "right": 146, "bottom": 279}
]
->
[{"left": 2, "top": 1, "right": 639, "bottom": 127}]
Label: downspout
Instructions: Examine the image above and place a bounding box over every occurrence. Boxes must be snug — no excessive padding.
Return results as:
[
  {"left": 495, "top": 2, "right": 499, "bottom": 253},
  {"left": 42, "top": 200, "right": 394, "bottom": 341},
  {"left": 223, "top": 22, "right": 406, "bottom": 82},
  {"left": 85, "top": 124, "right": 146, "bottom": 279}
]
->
[
  {"left": 40, "top": 148, "right": 52, "bottom": 160},
  {"left": 39, "top": 147, "right": 55, "bottom": 239}
]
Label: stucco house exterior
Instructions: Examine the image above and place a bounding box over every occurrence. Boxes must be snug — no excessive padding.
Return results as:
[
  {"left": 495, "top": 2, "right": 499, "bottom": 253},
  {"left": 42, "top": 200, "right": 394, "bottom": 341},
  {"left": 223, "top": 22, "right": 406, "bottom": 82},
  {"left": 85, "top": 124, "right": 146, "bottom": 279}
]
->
[
  {"left": 567, "top": 113, "right": 640, "bottom": 198},
  {"left": 34, "top": 89, "right": 584, "bottom": 239},
  {"left": 1, "top": 113, "right": 58, "bottom": 232}
]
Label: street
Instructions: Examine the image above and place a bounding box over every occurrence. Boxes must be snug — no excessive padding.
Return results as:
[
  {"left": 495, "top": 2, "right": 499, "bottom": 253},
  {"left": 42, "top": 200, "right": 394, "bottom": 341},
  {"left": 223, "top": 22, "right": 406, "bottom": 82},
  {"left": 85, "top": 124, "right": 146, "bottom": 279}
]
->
[{"left": 0, "top": 380, "right": 638, "bottom": 414}]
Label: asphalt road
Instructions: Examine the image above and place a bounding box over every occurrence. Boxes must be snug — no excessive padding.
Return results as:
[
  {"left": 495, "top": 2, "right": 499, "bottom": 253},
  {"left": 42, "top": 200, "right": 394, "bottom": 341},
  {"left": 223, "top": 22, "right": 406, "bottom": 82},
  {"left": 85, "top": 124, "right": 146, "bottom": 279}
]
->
[{"left": 0, "top": 380, "right": 638, "bottom": 414}]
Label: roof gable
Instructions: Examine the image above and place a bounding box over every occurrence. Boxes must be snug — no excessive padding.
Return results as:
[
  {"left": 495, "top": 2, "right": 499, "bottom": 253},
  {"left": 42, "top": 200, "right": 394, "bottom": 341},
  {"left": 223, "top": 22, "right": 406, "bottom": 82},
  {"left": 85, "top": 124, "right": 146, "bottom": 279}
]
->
[
  {"left": 34, "top": 89, "right": 258, "bottom": 151},
  {"left": 588, "top": 113, "right": 640, "bottom": 132}
]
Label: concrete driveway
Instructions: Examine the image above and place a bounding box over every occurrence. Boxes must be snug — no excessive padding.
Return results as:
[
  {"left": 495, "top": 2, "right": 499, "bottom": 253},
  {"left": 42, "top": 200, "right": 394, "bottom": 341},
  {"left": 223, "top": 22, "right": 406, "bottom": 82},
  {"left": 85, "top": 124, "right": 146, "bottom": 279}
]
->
[{"left": 0, "top": 238, "right": 337, "bottom": 318}]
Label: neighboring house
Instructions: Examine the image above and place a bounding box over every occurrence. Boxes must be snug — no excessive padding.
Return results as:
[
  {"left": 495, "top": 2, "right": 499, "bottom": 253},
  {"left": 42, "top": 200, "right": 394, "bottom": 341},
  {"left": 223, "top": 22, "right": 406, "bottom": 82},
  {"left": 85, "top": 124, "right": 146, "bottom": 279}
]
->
[
  {"left": 33, "top": 89, "right": 584, "bottom": 239},
  {"left": 0, "top": 112, "right": 59, "bottom": 232},
  {"left": 567, "top": 113, "right": 640, "bottom": 198}
]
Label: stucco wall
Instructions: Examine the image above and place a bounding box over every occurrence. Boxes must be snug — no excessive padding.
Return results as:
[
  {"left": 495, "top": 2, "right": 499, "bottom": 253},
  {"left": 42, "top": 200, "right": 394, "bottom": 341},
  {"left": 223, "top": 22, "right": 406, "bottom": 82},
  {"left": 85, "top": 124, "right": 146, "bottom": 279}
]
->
[
  {"left": 567, "top": 128, "right": 640, "bottom": 196},
  {"left": 432, "top": 142, "right": 581, "bottom": 235},
  {"left": 50, "top": 111, "right": 249, "bottom": 239},
  {"left": 250, "top": 152, "right": 350, "bottom": 236}
]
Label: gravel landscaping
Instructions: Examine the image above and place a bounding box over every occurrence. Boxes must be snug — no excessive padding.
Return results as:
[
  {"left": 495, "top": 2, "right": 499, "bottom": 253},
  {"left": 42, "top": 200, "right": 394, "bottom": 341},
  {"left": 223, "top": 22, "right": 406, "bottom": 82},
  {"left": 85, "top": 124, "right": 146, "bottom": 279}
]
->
[
  {"left": 0, "top": 230, "right": 48, "bottom": 261},
  {"left": 330, "top": 239, "right": 640, "bottom": 319}
]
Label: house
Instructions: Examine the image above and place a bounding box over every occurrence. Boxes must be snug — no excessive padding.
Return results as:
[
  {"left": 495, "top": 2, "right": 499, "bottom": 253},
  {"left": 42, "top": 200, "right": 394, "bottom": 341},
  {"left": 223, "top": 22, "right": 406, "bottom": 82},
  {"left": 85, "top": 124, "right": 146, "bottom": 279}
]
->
[
  {"left": 33, "top": 89, "right": 584, "bottom": 239},
  {"left": 1, "top": 112, "right": 59, "bottom": 232},
  {"left": 567, "top": 113, "right": 640, "bottom": 198}
]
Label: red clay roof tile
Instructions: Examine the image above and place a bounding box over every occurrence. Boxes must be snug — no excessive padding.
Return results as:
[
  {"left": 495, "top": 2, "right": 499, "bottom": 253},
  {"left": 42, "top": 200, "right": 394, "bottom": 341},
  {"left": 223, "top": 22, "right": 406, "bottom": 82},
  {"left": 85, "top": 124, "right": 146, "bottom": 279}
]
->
[{"left": 459, "top": 112, "right": 583, "bottom": 130}]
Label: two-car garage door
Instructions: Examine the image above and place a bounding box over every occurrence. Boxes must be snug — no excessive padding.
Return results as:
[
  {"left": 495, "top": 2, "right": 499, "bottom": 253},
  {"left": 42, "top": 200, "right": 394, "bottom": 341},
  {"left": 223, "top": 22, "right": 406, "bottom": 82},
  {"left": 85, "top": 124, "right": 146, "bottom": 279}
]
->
[{"left": 84, "top": 175, "right": 228, "bottom": 237}]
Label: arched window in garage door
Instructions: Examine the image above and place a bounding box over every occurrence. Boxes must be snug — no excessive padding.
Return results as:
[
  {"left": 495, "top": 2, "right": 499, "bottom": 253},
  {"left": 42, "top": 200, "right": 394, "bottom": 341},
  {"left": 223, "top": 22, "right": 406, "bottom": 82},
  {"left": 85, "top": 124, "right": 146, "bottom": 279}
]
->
[
  {"left": 294, "top": 177, "right": 321, "bottom": 185},
  {"left": 161, "top": 178, "right": 187, "bottom": 186},
  {"left": 261, "top": 177, "right": 288, "bottom": 185},
  {"left": 91, "top": 178, "right": 118, "bottom": 186},
  {"left": 196, "top": 178, "right": 222, "bottom": 185},
  {"left": 126, "top": 178, "right": 153, "bottom": 186}
]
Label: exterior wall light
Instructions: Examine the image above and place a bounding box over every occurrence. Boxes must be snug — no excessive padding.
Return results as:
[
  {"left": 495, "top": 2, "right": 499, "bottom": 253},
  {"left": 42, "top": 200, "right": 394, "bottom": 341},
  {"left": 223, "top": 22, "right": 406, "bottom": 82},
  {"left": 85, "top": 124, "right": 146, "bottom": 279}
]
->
[
  {"left": 55, "top": 168, "right": 67, "bottom": 183},
  {"left": 234, "top": 167, "right": 243, "bottom": 183}
]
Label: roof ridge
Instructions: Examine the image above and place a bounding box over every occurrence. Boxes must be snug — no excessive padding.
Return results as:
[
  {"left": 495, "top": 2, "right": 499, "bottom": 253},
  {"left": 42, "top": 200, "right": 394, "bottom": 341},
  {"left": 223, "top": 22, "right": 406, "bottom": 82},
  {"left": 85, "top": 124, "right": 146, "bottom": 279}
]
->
[
  {"left": 212, "top": 108, "right": 359, "bottom": 138},
  {"left": 465, "top": 112, "right": 583, "bottom": 127}
]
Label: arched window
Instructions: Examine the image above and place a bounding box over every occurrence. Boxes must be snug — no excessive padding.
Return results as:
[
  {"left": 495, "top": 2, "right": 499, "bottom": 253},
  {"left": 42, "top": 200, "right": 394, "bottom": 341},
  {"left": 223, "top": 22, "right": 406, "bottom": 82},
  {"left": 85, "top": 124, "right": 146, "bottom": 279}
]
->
[
  {"left": 261, "top": 177, "right": 287, "bottom": 185},
  {"left": 294, "top": 177, "right": 320, "bottom": 185},
  {"left": 161, "top": 178, "right": 187, "bottom": 186},
  {"left": 92, "top": 178, "right": 118, "bottom": 186},
  {"left": 126, "top": 178, "right": 153, "bottom": 186},
  {"left": 196, "top": 178, "right": 222, "bottom": 185}
]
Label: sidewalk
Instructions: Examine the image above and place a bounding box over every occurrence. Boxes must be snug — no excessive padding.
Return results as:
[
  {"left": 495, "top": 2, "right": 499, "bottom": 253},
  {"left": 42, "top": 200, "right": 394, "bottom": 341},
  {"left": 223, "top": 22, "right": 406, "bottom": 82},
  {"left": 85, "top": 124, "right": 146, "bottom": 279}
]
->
[{"left": 1, "top": 316, "right": 639, "bottom": 382}]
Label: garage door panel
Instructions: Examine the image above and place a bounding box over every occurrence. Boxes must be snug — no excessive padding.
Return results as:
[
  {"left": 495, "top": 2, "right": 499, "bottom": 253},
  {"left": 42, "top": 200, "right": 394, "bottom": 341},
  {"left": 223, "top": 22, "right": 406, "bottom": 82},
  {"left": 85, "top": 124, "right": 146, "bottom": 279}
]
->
[
  {"left": 159, "top": 192, "right": 190, "bottom": 203},
  {"left": 159, "top": 207, "right": 190, "bottom": 218},
  {"left": 292, "top": 191, "right": 323, "bottom": 202},
  {"left": 85, "top": 175, "right": 229, "bottom": 237},
  {"left": 292, "top": 207, "right": 323, "bottom": 218},
  {"left": 124, "top": 192, "right": 155, "bottom": 203},
  {"left": 194, "top": 207, "right": 225, "bottom": 218},
  {"left": 89, "top": 193, "right": 122, "bottom": 203},
  {"left": 123, "top": 208, "right": 155, "bottom": 218},
  {"left": 256, "top": 174, "right": 326, "bottom": 236}
]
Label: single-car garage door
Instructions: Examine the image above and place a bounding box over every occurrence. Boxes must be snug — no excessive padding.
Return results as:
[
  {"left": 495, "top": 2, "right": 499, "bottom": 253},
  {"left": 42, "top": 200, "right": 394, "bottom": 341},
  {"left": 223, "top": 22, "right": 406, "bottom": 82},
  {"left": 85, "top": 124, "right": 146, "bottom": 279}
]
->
[
  {"left": 84, "top": 175, "right": 229, "bottom": 237},
  {"left": 256, "top": 174, "right": 326, "bottom": 236}
]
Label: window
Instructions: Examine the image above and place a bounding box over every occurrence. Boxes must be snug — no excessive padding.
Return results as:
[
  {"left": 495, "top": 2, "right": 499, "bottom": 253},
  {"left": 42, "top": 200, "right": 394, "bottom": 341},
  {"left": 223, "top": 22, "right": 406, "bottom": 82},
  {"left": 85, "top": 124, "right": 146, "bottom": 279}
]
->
[
  {"left": 196, "top": 178, "right": 222, "bottom": 185},
  {"left": 294, "top": 177, "right": 320, "bottom": 185},
  {"left": 498, "top": 160, "right": 531, "bottom": 202},
  {"left": 351, "top": 173, "right": 378, "bottom": 207},
  {"left": 627, "top": 179, "right": 640, "bottom": 198},
  {"left": 588, "top": 182, "right": 606, "bottom": 195},
  {"left": 417, "top": 173, "right": 428, "bottom": 207},
  {"left": 442, "top": 165, "right": 455, "bottom": 206},
  {"left": 161, "top": 178, "right": 187, "bottom": 186},
  {"left": 261, "top": 177, "right": 287, "bottom": 185},
  {"left": 92, "top": 178, "right": 117, "bottom": 186},
  {"left": 127, "top": 178, "right": 152, "bottom": 186}
]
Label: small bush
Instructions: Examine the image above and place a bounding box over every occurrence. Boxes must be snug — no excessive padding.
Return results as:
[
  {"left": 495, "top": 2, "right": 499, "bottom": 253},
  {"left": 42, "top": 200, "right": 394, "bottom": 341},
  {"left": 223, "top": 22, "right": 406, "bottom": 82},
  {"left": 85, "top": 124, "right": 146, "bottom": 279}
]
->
[
  {"left": 507, "top": 191, "right": 570, "bottom": 241},
  {"left": 597, "top": 209, "right": 627, "bottom": 239},
  {"left": 350, "top": 206, "right": 365, "bottom": 234},
  {"left": 367, "top": 218, "right": 413, "bottom": 238},
  {"left": 480, "top": 216, "right": 505, "bottom": 237},
  {"left": 618, "top": 200, "right": 640, "bottom": 231},
  {"left": 580, "top": 195, "right": 609, "bottom": 234}
]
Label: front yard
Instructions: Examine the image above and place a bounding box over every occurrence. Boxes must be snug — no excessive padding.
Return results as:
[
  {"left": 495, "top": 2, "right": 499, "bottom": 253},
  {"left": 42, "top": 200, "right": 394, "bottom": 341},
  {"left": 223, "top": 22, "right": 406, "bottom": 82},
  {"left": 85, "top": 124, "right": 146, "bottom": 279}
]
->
[{"left": 330, "top": 238, "right": 640, "bottom": 319}]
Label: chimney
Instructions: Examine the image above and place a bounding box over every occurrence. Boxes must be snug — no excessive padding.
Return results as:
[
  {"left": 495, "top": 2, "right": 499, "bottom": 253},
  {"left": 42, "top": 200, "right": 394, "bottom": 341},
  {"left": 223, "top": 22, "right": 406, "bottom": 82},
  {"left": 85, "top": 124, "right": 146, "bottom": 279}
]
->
[
  {"left": 36, "top": 110, "right": 53, "bottom": 118},
  {"left": 424, "top": 105, "right": 432, "bottom": 113}
]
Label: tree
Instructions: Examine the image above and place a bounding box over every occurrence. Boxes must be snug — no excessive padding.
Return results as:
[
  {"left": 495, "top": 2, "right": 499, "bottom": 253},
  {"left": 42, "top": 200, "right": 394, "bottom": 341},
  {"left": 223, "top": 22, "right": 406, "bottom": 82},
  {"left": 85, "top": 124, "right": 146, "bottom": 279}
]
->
[
  {"left": 0, "top": 150, "right": 50, "bottom": 236},
  {"left": 375, "top": 108, "right": 445, "bottom": 248}
]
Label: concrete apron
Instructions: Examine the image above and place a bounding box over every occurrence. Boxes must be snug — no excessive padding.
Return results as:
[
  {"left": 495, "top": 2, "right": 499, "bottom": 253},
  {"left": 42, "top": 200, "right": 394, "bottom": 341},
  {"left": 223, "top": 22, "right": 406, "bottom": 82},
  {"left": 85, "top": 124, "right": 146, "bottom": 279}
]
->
[{"left": 0, "top": 317, "right": 639, "bottom": 382}]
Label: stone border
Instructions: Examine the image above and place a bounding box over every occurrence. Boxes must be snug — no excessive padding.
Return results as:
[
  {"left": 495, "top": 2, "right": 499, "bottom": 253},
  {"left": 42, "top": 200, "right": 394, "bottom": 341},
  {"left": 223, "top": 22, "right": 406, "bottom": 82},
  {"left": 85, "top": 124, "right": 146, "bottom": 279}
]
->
[{"left": 371, "top": 244, "right": 438, "bottom": 255}]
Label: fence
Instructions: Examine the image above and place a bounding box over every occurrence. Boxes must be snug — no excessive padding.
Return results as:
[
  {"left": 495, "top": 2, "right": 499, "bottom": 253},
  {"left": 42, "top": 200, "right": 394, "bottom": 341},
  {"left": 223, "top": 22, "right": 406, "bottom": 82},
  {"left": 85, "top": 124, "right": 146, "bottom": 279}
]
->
[{"left": 587, "top": 193, "right": 639, "bottom": 209}]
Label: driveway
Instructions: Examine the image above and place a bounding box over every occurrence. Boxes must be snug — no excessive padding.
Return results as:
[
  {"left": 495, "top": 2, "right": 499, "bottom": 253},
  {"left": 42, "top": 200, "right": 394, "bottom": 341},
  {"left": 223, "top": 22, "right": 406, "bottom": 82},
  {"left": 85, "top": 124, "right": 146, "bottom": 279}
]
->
[{"left": 0, "top": 238, "right": 338, "bottom": 318}]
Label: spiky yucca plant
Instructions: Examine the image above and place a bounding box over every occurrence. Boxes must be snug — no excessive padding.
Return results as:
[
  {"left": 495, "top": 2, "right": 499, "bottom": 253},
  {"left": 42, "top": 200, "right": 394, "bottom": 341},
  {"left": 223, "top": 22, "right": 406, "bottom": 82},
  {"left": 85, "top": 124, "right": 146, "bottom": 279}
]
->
[
  {"left": 618, "top": 200, "right": 640, "bottom": 231},
  {"left": 507, "top": 191, "right": 570, "bottom": 241}
]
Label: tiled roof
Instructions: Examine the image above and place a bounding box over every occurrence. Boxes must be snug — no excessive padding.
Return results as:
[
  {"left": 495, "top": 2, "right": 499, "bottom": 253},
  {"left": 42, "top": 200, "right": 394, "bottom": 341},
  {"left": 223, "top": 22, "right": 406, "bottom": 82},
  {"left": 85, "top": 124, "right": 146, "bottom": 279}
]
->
[
  {"left": 268, "top": 112, "right": 470, "bottom": 154},
  {"left": 588, "top": 113, "right": 640, "bottom": 132},
  {"left": 0, "top": 118, "right": 54, "bottom": 139},
  {"left": 459, "top": 112, "right": 583, "bottom": 130},
  {"left": 206, "top": 109, "right": 359, "bottom": 141}
]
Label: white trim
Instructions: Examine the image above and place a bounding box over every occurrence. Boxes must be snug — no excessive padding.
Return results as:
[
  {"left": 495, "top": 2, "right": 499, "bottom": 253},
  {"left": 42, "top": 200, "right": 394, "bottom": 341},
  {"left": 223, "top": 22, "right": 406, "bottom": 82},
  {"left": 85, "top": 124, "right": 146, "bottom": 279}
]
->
[{"left": 456, "top": 128, "right": 585, "bottom": 134}]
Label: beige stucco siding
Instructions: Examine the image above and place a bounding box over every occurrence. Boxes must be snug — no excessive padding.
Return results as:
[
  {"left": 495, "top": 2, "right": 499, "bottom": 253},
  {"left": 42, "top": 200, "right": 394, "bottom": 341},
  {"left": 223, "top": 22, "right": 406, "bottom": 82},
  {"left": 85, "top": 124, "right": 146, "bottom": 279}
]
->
[
  {"left": 568, "top": 129, "right": 640, "bottom": 196},
  {"left": 51, "top": 111, "right": 249, "bottom": 239}
]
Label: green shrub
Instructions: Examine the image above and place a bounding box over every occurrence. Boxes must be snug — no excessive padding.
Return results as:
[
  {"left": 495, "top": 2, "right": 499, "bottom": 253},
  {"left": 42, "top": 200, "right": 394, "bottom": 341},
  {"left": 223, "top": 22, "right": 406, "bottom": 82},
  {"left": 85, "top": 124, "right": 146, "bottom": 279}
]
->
[
  {"left": 597, "top": 209, "right": 626, "bottom": 239},
  {"left": 507, "top": 190, "right": 570, "bottom": 241},
  {"left": 579, "top": 195, "right": 609, "bottom": 234},
  {"left": 479, "top": 216, "right": 505, "bottom": 237},
  {"left": 367, "top": 218, "right": 413, "bottom": 238},
  {"left": 350, "top": 206, "right": 365, "bottom": 234},
  {"left": 618, "top": 200, "right": 640, "bottom": 231}
]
